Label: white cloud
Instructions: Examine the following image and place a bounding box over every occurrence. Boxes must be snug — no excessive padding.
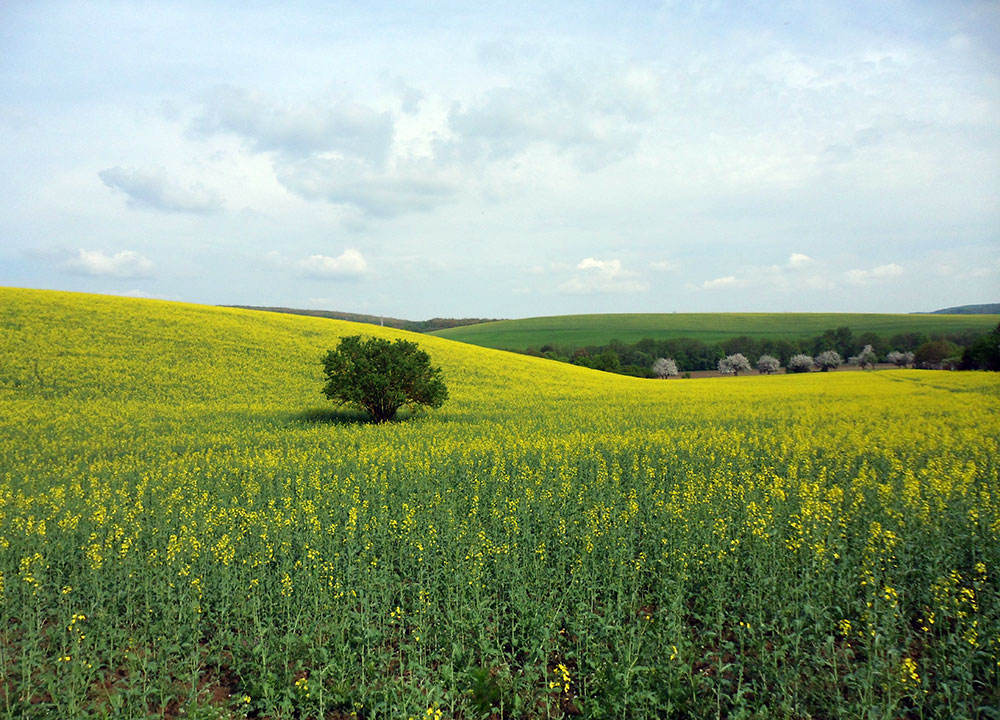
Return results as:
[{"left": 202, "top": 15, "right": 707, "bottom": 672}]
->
[
  {"left": 446, "top": 61, "right": 654, "bottom": 171},
  {"left": 702, "top": 275, "right": 738, "bottom": 289},
  {"left": 873, "top": 263, "right": 904, "bottom": 277},
  {"left": 559, "top": 257, "right": 648, "bottom": 294},
  {"left": 650, "top": 260, "right": 679, "bottom": 272},
  {"left": 299, "top": 249, "right": 368, "bottom": 278},
  {"left": 697, "top": 255, "right": 849, "bottom": 293},
  {"left": 846, "top": 262, "right": 904, "bottom": 284},
  {"left": 275, "top": 156, "right": 457, "bottom": 218},
  {"left": 66, "top": 249, "right": 153, "bottom": 278},
  {"left": 98, "top": 166, "right": 223, "bottom": 214},
  {"left": 192, "top": 86, "right": 394, "bottom": 162},
  {"left": 190, "top": 86, "right": 463, "bottom": 219},
  {"left": 577, "top": 258, "right": 618, "bottom": 272}
]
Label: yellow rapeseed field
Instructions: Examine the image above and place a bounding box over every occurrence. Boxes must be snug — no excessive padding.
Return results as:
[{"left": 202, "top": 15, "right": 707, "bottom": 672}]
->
[{"left": 1, "top": 287, "right": 997, "bottom": 718}]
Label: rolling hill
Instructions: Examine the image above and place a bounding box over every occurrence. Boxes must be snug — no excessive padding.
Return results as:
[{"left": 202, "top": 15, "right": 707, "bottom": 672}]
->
[
  {"left": 929, "top": 303, "right": 1000, "bottom": 315},
  {"left": 428, "top": 311, "right": 1000, "bottom": 350},
  {"left": 0, "top": 288, "right": 605, "bottom": 417}
]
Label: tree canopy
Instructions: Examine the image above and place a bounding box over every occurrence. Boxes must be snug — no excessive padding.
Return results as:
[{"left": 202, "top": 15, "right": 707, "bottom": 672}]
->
[
  {"left": 787, "top": 354, "right": 814, "bottom": 373},
  {"left": 321, "top": 335, "right": 448, "bottom": 423},
  {"left": 652, "top": 357, "right": 678, "bottom": 378},
  {"left": 814, "top": 350, "right": 842, "bottom": 372},
  {"left": 718, "top": 353, "right": 751, "bottom": 376}
]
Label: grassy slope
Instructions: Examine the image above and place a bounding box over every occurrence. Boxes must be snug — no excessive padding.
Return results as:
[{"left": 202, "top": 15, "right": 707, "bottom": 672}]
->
[
  {"left": 0, "top": 287, "right": 641, "bottom": 431},
  {"left": 428, "top": 312, "right": 1000, "bottom": 349}
]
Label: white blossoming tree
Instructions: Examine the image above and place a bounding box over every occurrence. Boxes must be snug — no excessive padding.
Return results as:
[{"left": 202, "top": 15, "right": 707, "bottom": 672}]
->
[
  {"left": 787, "top": 354, "right": 814, "bottom": 373},
  {"left": 652, "top": 357, "right": 679, "bottom": 378},
  {"left": 848, "top": 344, "right": 878, "bottom": 369},
  {"left": 756, "top": 355, "right": 781, "bottom": 374},
  {"left": 815, "top": 350, "right": 843, "bottom": 372},
  {"left": 718, "top": 353, "right": 751, "bottom": 376},
  {"left": 886, "top": 350, "right": 914, "bottom": 368}
]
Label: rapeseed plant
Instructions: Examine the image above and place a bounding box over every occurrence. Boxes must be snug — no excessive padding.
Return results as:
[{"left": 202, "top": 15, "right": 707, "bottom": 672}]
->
[{"left": 0, "top": 287, "right": 997, "bottom": 718}]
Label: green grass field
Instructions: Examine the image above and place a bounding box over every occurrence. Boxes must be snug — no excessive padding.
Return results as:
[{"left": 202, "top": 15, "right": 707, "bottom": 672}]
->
[
  {"left": 428, "top": 312, "right": 1000, "bottom": 350},
  {"left": 1, "top": 288, "right": 998, "bottom": 718}
]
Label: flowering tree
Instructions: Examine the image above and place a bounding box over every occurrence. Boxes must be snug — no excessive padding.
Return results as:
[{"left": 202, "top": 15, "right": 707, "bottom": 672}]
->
[
  {"left": 848, "top": 344, "right": 878, "bottom": 369},
  {"left": 886, "top": 350, "right": 914, "bottom": 368},
  {"left": 787, "top": 354, "right": 814, "bottom": 373},
  {"left": 651, "top": 357, "right": 679, "bottom": 378},
  {"left": 718, "top": 353, "right": 751, "bottom": 376},
  {"left": 815, "top": 350, "right": 842, "bottom": 372},
  {"left": 756, "top": 355, "right": 781, "bottom": 374}
]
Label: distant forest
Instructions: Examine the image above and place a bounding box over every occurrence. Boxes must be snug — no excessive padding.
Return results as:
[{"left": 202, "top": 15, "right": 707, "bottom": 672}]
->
[{"left": 514, "top": 324, "right": 1000, "bottom": 377}]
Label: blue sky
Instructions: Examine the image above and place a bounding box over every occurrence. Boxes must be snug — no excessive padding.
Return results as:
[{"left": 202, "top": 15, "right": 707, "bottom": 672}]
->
[{"left": 2, "top": 0, "right": 998, "bottom": 318}]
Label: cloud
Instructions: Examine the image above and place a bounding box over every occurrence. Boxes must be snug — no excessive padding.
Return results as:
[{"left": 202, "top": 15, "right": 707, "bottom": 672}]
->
[
  {"left": 650, "top": 260, "right": 679, "bottom": 272},
  {"left": 98, "top": 166, "right": 223, "bottom": 214},
  {"left": 559, "top": 257, "right": 648, "bottom": 294},
  {"left": 66, "top": 249, "right": 153, "bottom": 278},
  {"left": 192, "top": 86, "right": 394, "bottom": 163},
  {"left": 845, "top": 262, "right": 904, "bottom": 284},
  {"left": 700, "top": 258, "right": 834, "bottom": 292},
  {"left": 702, "top": 275, "right": 738, "bottom": 289},
  {"left": 389, "top": 77, "right": 425, "bottom": 115},
  {"left": 191, "top": 86, "right": 461, "bottom": 218},
  {"left": 275, "top": 156, "right": 457, "bottom": 218},
  {"left": 299, "top": 249, "right": 368, "bottom": 278},
  {"left": 446, "top": 62, "right": 655, "bottom": 171}
]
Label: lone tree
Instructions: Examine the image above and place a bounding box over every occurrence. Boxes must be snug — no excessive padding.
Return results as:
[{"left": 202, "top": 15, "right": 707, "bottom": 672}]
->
[
  {"left": 321, "top": 335, "right": 448, "bottom": 423},
  {"left": 815, "top": 350, "right": 842, "bottom": 372},
  {"left": 886, "top": 350, "right": 914, "bottom": 368},
  {"left": 848, "top": 344, "right": 878, "bottom": 370},
  {"left": 756, "top": 355, "right": 780, "bottom": 374},
  {"left": 718, "top": 353, "right": 751, "bottom": 376},
  {"left": 787, "top": 354, "right": 814, "bottom": 373},
  {"left": 652, "top": 357, "right": 679, "bottom": 378}
]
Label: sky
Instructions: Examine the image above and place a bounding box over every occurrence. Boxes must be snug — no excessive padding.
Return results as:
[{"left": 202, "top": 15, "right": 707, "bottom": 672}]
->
[{"left": 2, "top": 1, "right": 999, "bottom": 319}]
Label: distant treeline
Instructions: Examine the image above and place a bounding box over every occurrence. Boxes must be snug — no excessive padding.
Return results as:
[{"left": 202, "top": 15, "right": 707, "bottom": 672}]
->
[
  {"left": 512, "top": 324, "right": 1000, "bottom": 377},
  {"left": 224, "top": 306, "right": 502, "bottom": 333}
]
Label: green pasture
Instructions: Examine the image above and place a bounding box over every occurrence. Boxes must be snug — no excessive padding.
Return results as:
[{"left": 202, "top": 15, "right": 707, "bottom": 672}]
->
[{"left": 429, "top": 312, "right": 1000, "bottom": 350}]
